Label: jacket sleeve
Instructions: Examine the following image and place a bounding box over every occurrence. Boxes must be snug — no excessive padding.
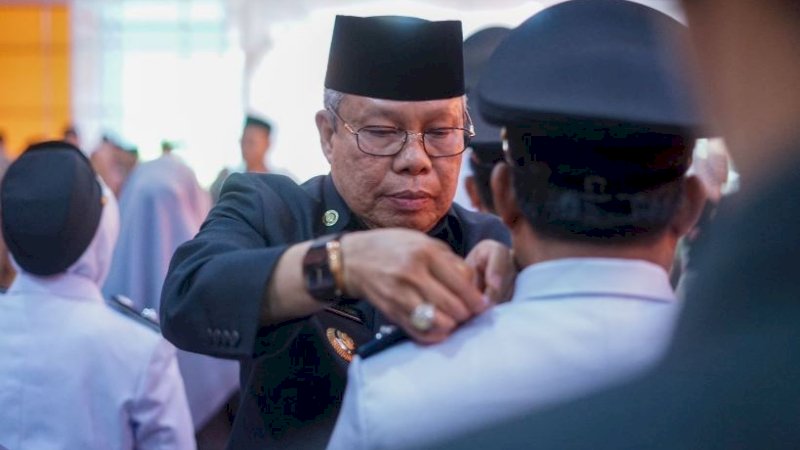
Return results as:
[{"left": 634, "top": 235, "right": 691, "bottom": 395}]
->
[
  {"left": 131, "top": 339, "right": 196, "bottom": 450},
  {"left": 159, "top": 173, "right": 302, "bottom": 359}
]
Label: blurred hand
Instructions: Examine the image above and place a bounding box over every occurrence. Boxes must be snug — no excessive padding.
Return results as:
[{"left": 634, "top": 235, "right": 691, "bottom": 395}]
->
[
  {"left": 341, "top": 228, "right": 484, "bottom": 344},
  {"left": 465, "top": 239, "right": 516, "bottom": 304}
]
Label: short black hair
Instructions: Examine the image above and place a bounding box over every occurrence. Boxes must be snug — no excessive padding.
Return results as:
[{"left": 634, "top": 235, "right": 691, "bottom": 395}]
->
[
  {"left": 507, "top": 124, "right": 692, "bottom": 244},
  {"left": 244, "top": 115, "right": 272, "bottom": 134}
]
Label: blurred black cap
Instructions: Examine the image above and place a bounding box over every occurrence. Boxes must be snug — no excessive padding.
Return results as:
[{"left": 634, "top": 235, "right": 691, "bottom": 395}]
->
[
  {"left": 464, "top": 26, "right": 511, "bottom": 152},
  {"left": 2, "top": 141, "right": 104, "bottom": 275}
]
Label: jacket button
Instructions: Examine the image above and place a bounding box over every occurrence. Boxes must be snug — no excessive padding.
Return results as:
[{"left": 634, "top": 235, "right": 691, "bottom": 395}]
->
[{"left": 231, "top": 330, "right": 240, "bottom": 346}]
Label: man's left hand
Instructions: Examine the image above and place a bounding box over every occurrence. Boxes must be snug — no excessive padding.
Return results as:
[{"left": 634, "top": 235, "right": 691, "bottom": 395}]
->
[{"left": 465, "top": 240, "right": 516, "bottom": 305}]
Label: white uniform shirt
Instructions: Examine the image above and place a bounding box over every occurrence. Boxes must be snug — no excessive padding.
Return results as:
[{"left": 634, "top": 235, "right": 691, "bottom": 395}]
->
[
  {"left": 328, "top": 258, "right": 681, "bottom": 450},
  {"left": 0, "top": 182, "right": 194, "bottom": 450},
  {"left": 103, "top": 154, "right": 239, "bottom": 428}
]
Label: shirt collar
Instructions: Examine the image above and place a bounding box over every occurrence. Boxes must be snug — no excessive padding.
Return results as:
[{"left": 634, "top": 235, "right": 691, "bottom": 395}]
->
[
  {"left": 512, "top": 257, "right": 676, "bottom": 304},
  {"left": 7, "top": 272, "right": 105, "bottom": 304}
]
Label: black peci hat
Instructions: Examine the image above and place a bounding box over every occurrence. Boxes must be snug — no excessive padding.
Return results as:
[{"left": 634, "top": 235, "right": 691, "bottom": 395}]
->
[
  {"left": 2, "top": 141, "right": 104, "bottom": 276},
  {"left": 478, "top": 0, "right": 703, "bottom": 133},
  {"left": 325, "top": 15, "right": 465, "bottom": 101},
  {"left": 464, "top": 27, "right": 511, "bottom": 152}
]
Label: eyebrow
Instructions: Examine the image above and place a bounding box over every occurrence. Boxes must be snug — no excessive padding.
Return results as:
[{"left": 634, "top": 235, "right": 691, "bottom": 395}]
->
[{"left": 354, "top": 106, "right": 463, "bottom": 128}]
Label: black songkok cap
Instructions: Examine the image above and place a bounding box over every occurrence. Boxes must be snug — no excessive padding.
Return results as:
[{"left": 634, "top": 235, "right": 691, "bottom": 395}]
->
[
  {"left": 2, "top": 141, "right": 104, "bottom": 276},
  {"left": 464, "top": 27, "right": 510, "bottom": 152},
  {"left": 325, "top": 15, "right": 465, "bottom": 101}
]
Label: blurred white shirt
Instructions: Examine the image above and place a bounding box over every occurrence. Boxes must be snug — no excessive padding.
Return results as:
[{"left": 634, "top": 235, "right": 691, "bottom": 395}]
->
[
  {"left": 328, "top": 258, "right": 681, "bottom": 450},
  {"left": 0, "top": 187, "right": 194, "bottom": 450}
]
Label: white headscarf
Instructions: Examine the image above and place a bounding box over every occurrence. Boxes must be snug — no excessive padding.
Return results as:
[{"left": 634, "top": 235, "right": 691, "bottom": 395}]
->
[
  {"left": 67, "top": 181, "right": 120, "bottom": 286},
  {"left": 101, "top": 154, "right": 237, "bottom": 429},
  {"left": 103, "top": 153, "right": 210, "bottom": 311}
]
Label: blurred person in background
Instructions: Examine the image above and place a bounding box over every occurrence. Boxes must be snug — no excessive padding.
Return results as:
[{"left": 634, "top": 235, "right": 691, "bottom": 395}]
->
[
  {"left": 461, "top": 27, "right": 510, "bottom": 214},
  {"left": 0, "top": 141, "right": 194, "bottom": 450},
  {"left": 103, "top": 139, "right": 238, "bottom": 445},
  {"left": 210, "top": 114, "right": 281, "bottom": 202},
  {"left": 0, "top": 131, "right": 15, "bottom": 290},
  {"left": 671, "top": 138, "right": 732, "bottom": 287},
  {"left": 63, "top": 124, "right": 81, "bottom": 148},
  {"left": 90, "top": 133, "right": 139, "bottom": 198}
]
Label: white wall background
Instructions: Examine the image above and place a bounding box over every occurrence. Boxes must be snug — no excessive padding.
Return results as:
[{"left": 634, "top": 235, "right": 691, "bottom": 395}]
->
[{"left": 70, "top": 0, "right": 684, "bottom": 187}]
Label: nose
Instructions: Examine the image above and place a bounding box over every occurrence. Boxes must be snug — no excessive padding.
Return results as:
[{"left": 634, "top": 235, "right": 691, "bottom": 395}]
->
[{"left": 393, "top": 131, "right": 431, "bottom": 175}]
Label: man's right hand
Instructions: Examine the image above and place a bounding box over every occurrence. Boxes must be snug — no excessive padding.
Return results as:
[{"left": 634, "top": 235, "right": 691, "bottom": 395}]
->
[{"left": 340, "top": 228, "right": 487, "bottom": 344}]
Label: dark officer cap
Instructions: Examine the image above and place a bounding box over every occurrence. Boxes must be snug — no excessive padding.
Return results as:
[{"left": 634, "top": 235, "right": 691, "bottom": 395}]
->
[
  {"left": 464, "top": 26, "right": 511, "bottom": 157},
  {"left": 477, "top": 0, "right": 702, "bottom": 193},
  {"left": 244, "top": 115, "right": 272, "bottom": 133},
  {"left": 2, "top": 141, "right": 104, "bottom": 276},
  {"left": 325, "top": 15, "right": 465, "bottom": 101},
  {"left": 479, "top": 0, "right": 702, "bottom": 131}
]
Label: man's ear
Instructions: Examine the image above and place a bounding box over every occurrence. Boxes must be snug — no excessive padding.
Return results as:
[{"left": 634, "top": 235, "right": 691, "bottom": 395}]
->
[
  {"left": 464, "top": 175, "right": 484, "bottom": 212},
  {"left": 672, "top": 175, "right": 707, "bottom": 237},
  {"left": 315, "top": 110, "right": 335, "bottom": 163},
  {"left": 491, "top": 163, "right": 523, "bottom": 229}
]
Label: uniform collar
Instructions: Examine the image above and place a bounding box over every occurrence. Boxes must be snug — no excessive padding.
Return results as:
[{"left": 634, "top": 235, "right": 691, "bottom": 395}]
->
[
  {"left": 320, "top": 174, "right": 466, "bottom": 253},
  {"left": 7, "top": 272, "right": 105, "bottom": 304},
  {"left": 513, "top": 258, "right": 676, "bottom": 304}
]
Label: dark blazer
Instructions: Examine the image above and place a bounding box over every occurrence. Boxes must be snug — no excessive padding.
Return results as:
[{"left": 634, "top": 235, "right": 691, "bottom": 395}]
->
[
  {"left": 437, "top": 154, "right": 800, "bottom": 450},
  {"left": 160, "top": 173, "right": 510, "bottom": 449}
]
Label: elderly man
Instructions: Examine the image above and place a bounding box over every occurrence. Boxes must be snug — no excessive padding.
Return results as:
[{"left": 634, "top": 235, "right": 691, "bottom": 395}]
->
[
  {"left": 160, "top": 14, "right": 512, "bottom": 449},
  {"left": 327, "top": 1, "right": 705, "bottom": 448}
]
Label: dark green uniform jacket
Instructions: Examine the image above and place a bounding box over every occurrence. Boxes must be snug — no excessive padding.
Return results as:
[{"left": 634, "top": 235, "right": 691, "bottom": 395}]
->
[{"left": 160, "top": 173, "right": 510, "bottom": 449}]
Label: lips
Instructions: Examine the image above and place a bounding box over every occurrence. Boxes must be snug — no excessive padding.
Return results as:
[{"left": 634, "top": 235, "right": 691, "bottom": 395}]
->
[{"left": 385, "top": 190, "right": 433, "bottom": 210}]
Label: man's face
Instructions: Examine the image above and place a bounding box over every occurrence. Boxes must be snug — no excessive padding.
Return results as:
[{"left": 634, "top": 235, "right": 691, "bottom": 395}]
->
[
  {"left": 240, "top": 125, "right": 270, "bottom": 170},
  {"left": 323, "top": 94, "right": 465, "bottom": 232}
]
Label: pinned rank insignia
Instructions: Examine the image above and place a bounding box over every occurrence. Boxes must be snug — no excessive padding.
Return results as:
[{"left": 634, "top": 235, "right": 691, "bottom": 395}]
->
[
  {"left": 326, "top": 327, "right": 356, "bottom": 362},
  {"left": 323, "top": 209, "right": 339, "bottom": 227}
]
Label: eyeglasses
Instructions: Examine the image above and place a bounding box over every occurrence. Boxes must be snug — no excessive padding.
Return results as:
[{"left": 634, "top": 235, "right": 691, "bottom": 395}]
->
[{"left": 327, "top": 107, "right": 475, "bottom": 158}]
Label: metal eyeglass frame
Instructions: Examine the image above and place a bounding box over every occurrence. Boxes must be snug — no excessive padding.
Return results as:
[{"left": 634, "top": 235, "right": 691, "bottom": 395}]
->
[{"left": 326, "top": 106, "right": 476, "bottom": 158}]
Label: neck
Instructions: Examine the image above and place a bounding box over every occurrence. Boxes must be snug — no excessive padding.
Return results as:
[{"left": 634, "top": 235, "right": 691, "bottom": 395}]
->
[
  {"left": 513, "top": 228, "right": 677, "bottom": 273},
  {"left": 247, "top": 162, "right": 268, "bottom": 173}
]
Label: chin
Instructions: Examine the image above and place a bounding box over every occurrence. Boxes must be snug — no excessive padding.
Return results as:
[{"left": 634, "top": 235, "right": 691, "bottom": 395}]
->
[{"left": 378, "top": 213, "right": 439, "bottom": 233}]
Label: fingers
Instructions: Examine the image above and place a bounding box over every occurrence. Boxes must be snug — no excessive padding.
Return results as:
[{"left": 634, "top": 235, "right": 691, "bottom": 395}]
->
[
  {"left": 482, "top": 247, "right": 516, "bottom": 303},
  {"left": 415, "top": 269, "right": 473, "bottom": 322},
  {"left": 429, "top": 252, "right": 486, "bottom": 315},
  {"left": 374, "top": 285, "right": 457, "bottom": 344},
  {"left": 465, "top": 240, "right": 517, "bottom": 304}
]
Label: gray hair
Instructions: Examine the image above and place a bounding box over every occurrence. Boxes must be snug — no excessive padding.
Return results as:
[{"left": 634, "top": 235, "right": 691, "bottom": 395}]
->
[
  {"left": 323, "top": 87, "right": 472, "bottom": 131},
  {"left": 323, "top": 88, "right": 346, "bottom": 131}
]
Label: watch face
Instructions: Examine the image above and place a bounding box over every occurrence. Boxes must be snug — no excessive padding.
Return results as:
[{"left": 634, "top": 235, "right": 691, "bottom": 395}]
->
[{"left": 303, "top": 234, "right": 342, "bottom": 302}]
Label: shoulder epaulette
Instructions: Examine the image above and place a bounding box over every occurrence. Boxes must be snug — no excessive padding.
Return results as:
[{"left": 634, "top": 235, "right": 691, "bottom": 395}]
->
[
  {"left": 106, "top": 294, "right": 161, "bottom": 333},
  {"left": 356, "top": 325, "right": 409, "bottom": 359}
]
